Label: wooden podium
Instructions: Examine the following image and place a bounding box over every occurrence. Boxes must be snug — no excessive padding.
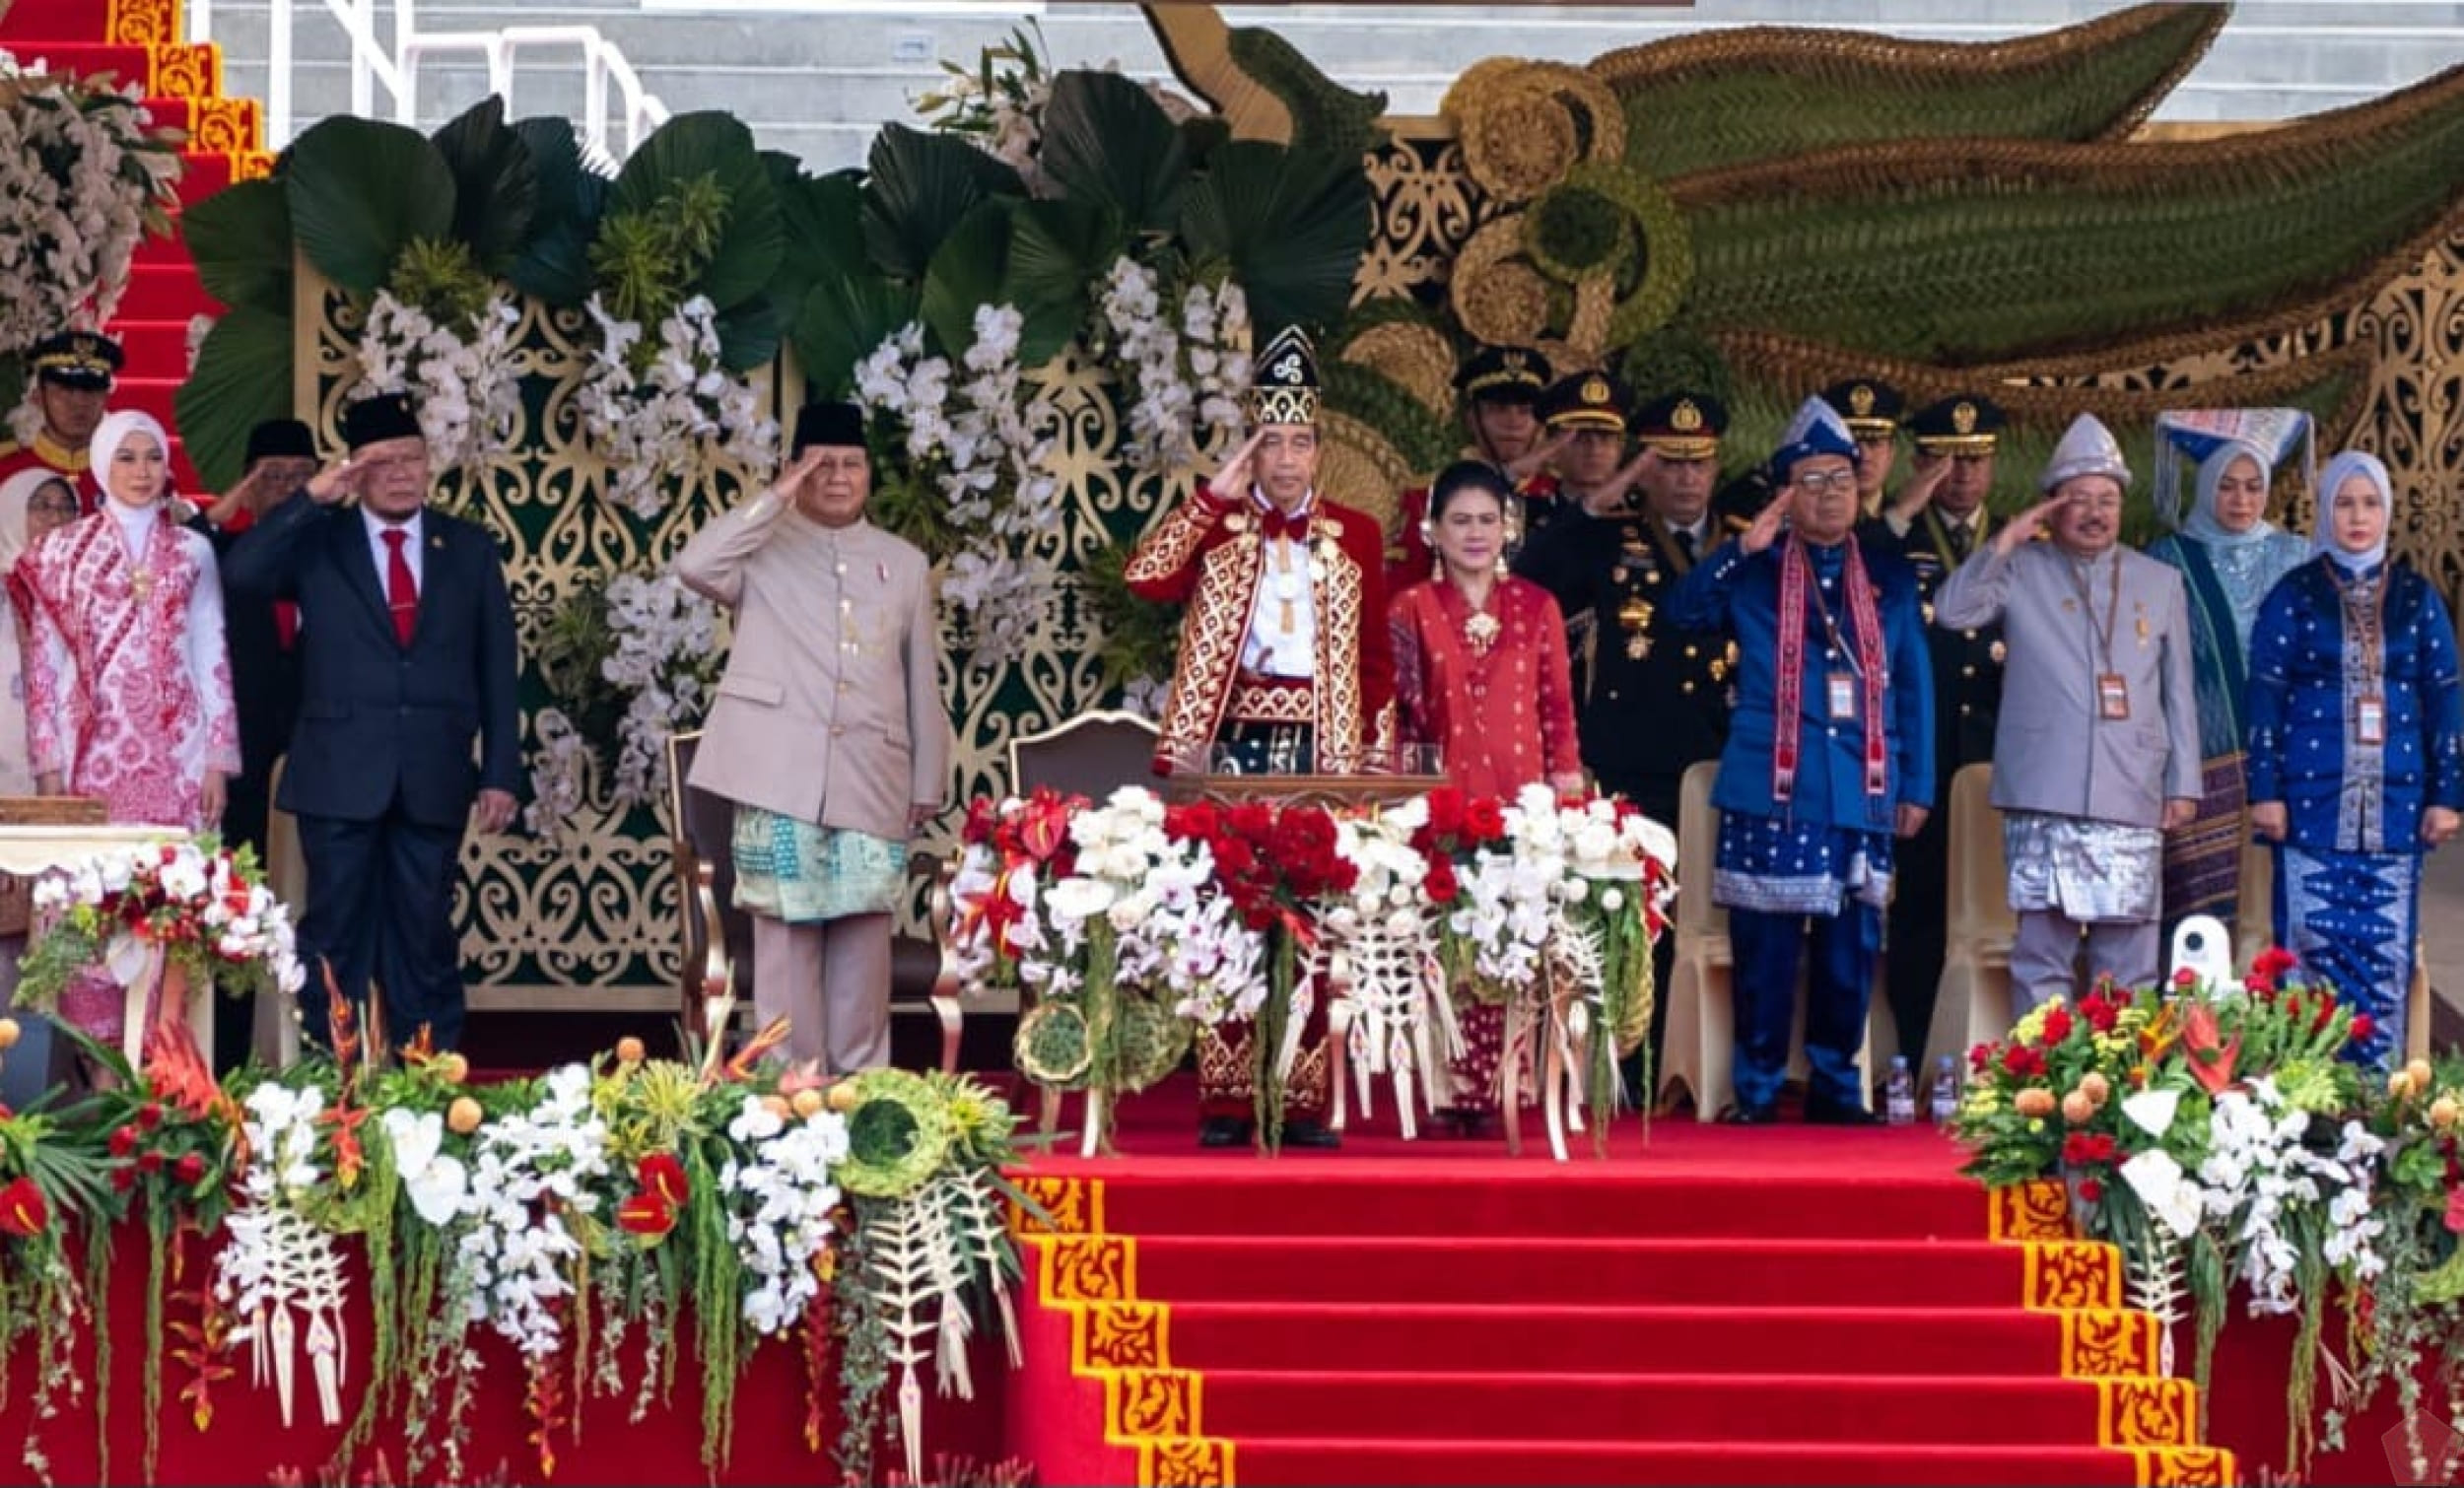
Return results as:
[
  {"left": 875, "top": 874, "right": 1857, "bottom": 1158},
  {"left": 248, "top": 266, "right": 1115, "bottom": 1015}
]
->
[{"left": 1163, "top": 772, "right": 1451, "bottom": 809}]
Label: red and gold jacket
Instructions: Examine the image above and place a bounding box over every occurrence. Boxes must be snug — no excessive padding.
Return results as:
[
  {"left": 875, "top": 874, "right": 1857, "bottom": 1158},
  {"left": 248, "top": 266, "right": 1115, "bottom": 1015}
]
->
[{"left": 1126, "top": 483, "right": 1397, "bottom": 775}]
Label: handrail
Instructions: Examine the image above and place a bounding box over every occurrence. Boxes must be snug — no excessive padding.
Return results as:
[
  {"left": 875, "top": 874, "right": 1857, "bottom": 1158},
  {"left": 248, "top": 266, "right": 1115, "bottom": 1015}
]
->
[{"left": 214, "top": 0, "right": 667, "bottom": 158}]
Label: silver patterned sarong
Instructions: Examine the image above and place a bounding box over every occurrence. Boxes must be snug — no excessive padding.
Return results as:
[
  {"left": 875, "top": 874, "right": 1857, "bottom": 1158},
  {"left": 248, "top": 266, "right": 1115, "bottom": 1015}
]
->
[{"left": 2004, "top": 811, "right": 2161, "bottom": 923}]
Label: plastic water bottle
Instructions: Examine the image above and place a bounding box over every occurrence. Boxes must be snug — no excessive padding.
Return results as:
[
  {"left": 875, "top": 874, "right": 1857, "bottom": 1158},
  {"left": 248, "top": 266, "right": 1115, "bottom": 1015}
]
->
[
  {"left": 1883, "top": 1055, "right": 1918, "bottom": 1126},
  {"left": 1929, "top": 1055, "right": 1961, "bottom": 1126}
]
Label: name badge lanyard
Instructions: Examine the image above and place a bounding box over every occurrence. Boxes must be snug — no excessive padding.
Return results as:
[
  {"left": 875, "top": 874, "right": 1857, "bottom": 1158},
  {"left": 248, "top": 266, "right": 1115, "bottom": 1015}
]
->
[
  {"left": 2072, "top": 555, "right": 2129, "bottom": 720},
  {"left": 2330, "top": 565, "right": 2391, "bottom": 746},
  {"left": 1805, "top": 562, "right": 1891, "bottom": 797}
]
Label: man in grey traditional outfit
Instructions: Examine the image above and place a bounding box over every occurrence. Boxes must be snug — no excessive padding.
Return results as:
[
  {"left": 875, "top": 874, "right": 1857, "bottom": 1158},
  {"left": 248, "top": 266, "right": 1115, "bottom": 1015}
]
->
[
  {"left": 673, "top": 401, "right": 951, "bottom": 1071},
  {"left": 1934, "top": 413, "right": 2200, "bottom": 1007}
]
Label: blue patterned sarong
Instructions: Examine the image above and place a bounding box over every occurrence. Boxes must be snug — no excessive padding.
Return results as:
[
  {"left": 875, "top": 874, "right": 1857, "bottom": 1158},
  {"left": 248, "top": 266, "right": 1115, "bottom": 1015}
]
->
[{"left": 1712, "top": 813, "right": 1894, "bottom": 916}]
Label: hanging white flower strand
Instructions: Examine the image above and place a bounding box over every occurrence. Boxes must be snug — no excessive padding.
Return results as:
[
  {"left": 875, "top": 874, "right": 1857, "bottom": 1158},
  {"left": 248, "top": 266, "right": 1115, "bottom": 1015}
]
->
[
  {"left": 578, "top": 294, "right": 780, "bottom": 518},
  {"left": 1096, "top": 258, "right": 1252, "bottom": 476},
  {"left": 854, "top": 304, "right": 1063, "bottom": 670},
  {"left": 352, "top": 289, "right": 524, "bottom": 475}
]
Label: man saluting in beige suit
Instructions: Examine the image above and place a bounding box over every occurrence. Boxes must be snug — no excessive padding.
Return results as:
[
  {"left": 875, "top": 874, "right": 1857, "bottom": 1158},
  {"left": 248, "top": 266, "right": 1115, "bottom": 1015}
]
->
[{"left": 673, "top": 400, "right": 950, "bottom": 1071}]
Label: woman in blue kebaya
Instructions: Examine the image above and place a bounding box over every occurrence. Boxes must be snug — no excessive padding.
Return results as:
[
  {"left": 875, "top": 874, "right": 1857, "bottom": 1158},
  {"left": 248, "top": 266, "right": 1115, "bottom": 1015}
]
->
[{"left": 2245, "top": 450, "right": 2464, "bottom": 1066}]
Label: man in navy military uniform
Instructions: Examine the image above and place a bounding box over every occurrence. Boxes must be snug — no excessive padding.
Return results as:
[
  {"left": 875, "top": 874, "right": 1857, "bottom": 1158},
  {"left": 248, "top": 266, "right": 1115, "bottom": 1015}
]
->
[
  {"left": 1859, "top": 391, "right": 2010, "bottom": 1066},
  {"left": 1514, "top": 380, "right": 1739, "bottom": 1105},
  {"left": 1821, "top": 377, "right": 1907, "bottom": 518},
  {"left": 1386, "top": 345, "right": 1565, "bottom": 591}
]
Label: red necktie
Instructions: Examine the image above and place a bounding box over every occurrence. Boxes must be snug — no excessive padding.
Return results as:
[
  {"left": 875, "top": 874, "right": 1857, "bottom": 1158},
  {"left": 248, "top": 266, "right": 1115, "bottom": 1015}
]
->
[{"left": 381, "top": 528, "right": 417, "bottom": 644}]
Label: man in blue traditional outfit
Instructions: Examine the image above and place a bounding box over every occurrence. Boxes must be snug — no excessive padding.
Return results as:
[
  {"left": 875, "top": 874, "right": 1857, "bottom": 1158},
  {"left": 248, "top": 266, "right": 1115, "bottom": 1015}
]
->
[
  {"left": 1935, "top": 414, "right": 2201, "bottom": 1009},
  {"left": 1667, "top": 400, "right": 1935, "bottom": 1125}
]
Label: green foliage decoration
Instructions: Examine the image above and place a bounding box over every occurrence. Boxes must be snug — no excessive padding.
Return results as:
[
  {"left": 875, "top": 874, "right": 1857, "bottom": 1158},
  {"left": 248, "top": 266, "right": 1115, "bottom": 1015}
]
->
[
  {"left": 283, "top": 115, "right": 456, "bottom": 296},
  {"left": 1323, "top": 361, "right": 1457, "bottom": 478},
  {"left": 1675, "top": 68, "right": 2464, "bottom": 366},
  {"left": 179, "top": 176, "right": 292, "bottom": 316},
  {"left": 1180, "top": 140, "right": 1370, "bottom": 338},
  {"left": 1523, "top": 183, "right": 1628, "bottom": 283},
  {"left": 429, "top": 96, "right": 541, "bottom": 277},
  {"left": 588, "top": 171, "right": 730, "bottom": 331},
  {"left": 1602, "top": 3, "right": 2225, "bottom": 178},
  {"left": 1039, "top": 70, "right": 1188, "bottom": 238},
  {"left": 174, "top": 305, "right": 292, "bottom": 494},
  {"left": 1224, "top": 24, "right": 1386, "bottom": 157}
]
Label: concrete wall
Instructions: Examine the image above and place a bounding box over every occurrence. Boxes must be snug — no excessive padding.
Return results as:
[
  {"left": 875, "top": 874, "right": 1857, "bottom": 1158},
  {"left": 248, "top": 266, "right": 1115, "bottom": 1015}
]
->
[{"left": 205, "top": 1, "right": 2464, "bottom": 168}]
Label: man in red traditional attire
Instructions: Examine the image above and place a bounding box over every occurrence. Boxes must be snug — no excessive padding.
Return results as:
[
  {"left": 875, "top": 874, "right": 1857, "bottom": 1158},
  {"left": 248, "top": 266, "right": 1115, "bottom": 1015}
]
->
[
  {"left": 0, "top": 330, "right": 121, "bottom": 507},
  {"left": 1125, "top": 324, "right": 1394, "bottom": 1149},
  {"left": 1384, "top": 344, "right": 1566, "bottom": 592}
]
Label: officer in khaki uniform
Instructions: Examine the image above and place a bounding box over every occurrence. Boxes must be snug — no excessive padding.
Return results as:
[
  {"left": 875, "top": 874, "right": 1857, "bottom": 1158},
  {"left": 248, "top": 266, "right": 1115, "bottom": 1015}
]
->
[
  {"left": 1857, "top": 391, "right": 2010, "bottom": 1065},
  {"left": 673, "top": 400, "right": 951, "bottom": 1072}
]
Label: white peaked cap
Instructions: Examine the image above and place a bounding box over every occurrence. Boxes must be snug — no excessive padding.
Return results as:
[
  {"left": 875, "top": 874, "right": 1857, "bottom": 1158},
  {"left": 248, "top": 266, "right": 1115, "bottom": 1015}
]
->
[{"left": 2039, "top": 412, "right": 2133, "bottom": 494}]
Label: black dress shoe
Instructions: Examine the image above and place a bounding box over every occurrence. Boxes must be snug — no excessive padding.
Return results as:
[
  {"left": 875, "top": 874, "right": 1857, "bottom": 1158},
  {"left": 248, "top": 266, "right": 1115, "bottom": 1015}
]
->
[
  {"left": 1716, "top": 1104, "right": 1778, "bottom": 1126},
  {"left": 1280, "top": 1117, "right": 1341, "bottom": 1149},
  {"left": 1198, "top": 1116, "right": 1254, "bottom": 1149},
  {"left": 1807, "top": 1100, "right": 1884, "bottom": 1127}
]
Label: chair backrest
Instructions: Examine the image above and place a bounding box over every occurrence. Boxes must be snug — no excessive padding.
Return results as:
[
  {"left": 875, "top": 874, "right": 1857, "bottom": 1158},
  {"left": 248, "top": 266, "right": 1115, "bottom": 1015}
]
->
[
  {"left": 1945, "top": 762, "right": 2015, "bottom": 941},
  {"left": 1006, "top": 710, "right": 1162, "bottom": 801},
  {"left": 1676, "top": 758, "right": 1725, "bottom": 940},
  {"left": 665, "top": 730, "right": 757, "bottom": 1003},
  {"left": 264, "top": 758, "right": 308, "bottom": 919}
]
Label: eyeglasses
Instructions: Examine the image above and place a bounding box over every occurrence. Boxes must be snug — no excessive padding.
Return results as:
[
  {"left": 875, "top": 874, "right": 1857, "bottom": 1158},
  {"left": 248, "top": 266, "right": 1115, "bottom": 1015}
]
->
[{"left": 1794, "top": 471, "right": 1859, "bottom": 496}]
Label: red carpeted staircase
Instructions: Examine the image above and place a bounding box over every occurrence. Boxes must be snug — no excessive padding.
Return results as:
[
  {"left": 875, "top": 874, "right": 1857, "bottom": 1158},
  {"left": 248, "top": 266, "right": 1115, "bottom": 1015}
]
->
[
  {"left": 0, "top": 0, "right": 266, "bottom": 494},
  {"left": 1004, "top": 1111, "right": 2236, "bottom": 1487}
]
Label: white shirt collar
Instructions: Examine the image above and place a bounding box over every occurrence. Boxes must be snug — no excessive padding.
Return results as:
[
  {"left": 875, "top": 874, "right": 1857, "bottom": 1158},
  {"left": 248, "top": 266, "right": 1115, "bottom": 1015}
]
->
[{"left": 362, "top": 506, "right": 424, "bottom": 544}]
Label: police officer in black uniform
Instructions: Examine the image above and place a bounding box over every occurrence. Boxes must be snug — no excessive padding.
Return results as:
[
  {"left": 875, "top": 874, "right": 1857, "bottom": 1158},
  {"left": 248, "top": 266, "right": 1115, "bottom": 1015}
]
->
[
  {"left": 1515, "top": 381, "right": 1738, "bottom": 1106},
  {"left": 1824, "top": 376, "right": 1908, "bottom": 518},
  {"left": 1856, "top": 390, "right": 2011, "bottom": 1069}
]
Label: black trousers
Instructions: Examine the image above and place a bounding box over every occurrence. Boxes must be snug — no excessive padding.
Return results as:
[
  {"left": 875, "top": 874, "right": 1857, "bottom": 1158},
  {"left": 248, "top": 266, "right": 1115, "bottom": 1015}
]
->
[
  {"left": 211, "top": 756, "right": 279, "bottom": 1076},
  {"left": 295, "top": 796, "right": 469, "bottom": 1052}
]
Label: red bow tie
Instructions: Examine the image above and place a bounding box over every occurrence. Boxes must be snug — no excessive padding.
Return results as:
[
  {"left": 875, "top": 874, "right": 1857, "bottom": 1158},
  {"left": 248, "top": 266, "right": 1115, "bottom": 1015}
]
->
[{"left": 1258, "top": 507, "right": 1312, "bottom": 542}]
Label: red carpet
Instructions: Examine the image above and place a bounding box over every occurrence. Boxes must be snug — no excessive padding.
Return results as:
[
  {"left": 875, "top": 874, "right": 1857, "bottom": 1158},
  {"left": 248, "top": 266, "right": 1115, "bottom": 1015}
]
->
[
  {"left": 0, "top": 0, "right": 264, "bottom": 496},
  {"left": 1002, "top": 1078, "right": 2234, "bottom": 1487}
]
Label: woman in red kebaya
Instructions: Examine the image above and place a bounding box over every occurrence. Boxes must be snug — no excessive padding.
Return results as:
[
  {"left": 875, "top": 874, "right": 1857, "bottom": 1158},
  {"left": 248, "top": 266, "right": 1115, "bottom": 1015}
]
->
[{"left": 1390, "top": 459, "right": 1584, "bottom": 1132}]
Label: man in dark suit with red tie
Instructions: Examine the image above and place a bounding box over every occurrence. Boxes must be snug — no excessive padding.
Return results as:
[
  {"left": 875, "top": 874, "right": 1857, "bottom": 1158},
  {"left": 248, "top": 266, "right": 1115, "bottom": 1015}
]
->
[{"left": 225, "top": 393, "right": 521, "bottom": 1051}]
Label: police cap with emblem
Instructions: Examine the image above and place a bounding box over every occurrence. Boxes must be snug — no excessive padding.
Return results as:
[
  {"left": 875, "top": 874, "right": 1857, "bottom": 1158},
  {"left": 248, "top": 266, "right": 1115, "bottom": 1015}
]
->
[
  {"left": 1251, "top": 326, "right": 1321, "bottom": 426},
  {"left": 29, "top": 329, "right": 123, "bottom": 391},
  {"left": 1539, "top": 371, "right": 1630, "bottom": 434},
  {"left": 1819, "top": 378, "right": 1906, "bottom": 440},
  {"left": 1454, "top": 345, "right": 1551, "bottom": 405},
  {"left": 1631, "top": 391, "right": 1728, "bottom": 460},
  {"left": 1908, "top": 393, "right": 2008, "bottom": 455}
]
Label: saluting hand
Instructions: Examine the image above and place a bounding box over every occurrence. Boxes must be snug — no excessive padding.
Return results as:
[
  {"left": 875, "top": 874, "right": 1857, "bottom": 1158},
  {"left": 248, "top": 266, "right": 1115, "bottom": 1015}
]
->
[
  {"left": 1206, "top": 429, "right": 1267, "bottom": 506},
  {"left": 1504, "top": 428, "right": 1575, "bottom": 486},
  {"left": 305, "top": 455, "right": 359, "bottom": 507},
  {"left": 1739, "top": 483, "right": 1793, "bottom": 556},
  {"left": 1993, "top": 492, "right": 2071, "bottom": 558},
  {"left": 1884, "top": 455, "right": 1951, "bottom": 527}
]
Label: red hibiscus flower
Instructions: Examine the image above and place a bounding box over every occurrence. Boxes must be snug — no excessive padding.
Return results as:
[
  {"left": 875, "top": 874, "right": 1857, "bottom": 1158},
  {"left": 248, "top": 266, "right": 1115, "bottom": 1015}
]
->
[
  {"left": 1463, "top": 797, "right": 1507, "bottom": 844},
  {"left": 0, "top": 1177, "right": 51, "bottom": 1236}
]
